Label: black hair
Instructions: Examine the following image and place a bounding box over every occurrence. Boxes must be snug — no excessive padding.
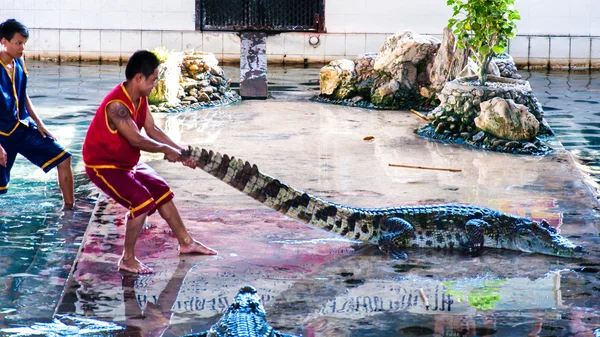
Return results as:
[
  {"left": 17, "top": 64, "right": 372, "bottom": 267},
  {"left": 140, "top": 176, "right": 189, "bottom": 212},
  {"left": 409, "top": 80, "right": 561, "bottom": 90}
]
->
[
  {"left": 0, "top": 19, "right": 29, "bottom": 41},
  {"left": 125, "top": 50, "right": 159, "bottom": 80}
]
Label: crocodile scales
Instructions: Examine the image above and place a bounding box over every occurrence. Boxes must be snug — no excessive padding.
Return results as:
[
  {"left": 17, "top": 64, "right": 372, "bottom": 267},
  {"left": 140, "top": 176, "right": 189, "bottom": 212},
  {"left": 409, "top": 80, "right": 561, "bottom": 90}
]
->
[
  {"left": 182, "top": 147, "right": 585, "bottom": 258},
  {"left": 182, "top": 285, "right": 299, "bottom": 337}
]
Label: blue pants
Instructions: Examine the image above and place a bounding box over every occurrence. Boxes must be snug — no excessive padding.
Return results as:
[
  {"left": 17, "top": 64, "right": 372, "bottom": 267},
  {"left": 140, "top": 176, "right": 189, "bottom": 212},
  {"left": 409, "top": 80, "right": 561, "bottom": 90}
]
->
[{"left": 0, "top": 123, "right": 71, "bottom": 194}]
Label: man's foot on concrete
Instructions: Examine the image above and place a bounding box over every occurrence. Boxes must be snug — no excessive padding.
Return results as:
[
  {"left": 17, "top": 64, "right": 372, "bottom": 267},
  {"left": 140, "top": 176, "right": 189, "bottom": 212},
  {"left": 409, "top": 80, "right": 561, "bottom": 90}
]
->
[
  {"left": 179, "top": 240, "right": 218, "bottom": 255},
  {"left": 118, "top": 257, "right": 154, "bottom": 274}
]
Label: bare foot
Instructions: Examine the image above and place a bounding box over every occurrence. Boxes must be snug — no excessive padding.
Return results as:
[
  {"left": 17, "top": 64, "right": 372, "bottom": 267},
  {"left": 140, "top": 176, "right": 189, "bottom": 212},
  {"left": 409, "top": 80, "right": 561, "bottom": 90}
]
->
[
  {"left": 61, "top": 203, "right": 75, "bottom": 211},
  {"left": 118, "top": 257, "right": 154, "bottom": 274},
  {"left": 179, "top": 240, "right": 218, "bottom": 255}
]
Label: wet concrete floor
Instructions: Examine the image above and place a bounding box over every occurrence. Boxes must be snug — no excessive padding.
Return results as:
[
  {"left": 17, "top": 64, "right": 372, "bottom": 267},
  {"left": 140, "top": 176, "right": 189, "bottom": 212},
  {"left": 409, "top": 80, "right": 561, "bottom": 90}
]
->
[
  {"left": 57, "top": 80, "right": 600, "bottom": 336},
  {"left": 0, "top": 63, "right": 599, "bottom": 336}
]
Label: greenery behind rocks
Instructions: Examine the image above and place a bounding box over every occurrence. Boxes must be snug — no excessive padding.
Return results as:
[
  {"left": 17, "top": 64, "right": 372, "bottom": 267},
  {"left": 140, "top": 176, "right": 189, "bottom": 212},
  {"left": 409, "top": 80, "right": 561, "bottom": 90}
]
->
[{"left": 149, "top": 49, "right": 241, "bottom": 113}]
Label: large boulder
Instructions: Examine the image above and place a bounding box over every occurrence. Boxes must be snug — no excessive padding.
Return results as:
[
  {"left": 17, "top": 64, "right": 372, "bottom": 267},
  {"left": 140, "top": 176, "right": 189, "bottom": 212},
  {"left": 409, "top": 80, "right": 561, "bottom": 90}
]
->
[
  {"left": 370, "top": 76, "right": 400, "bottom": 106},
  {"left": 319, "top": 59, "right": 357, "bottom": 99},
  {"left": 428, "top": 27, "right": 471, "bottom": 95},
  {"left": 374, "top": 30, "right": 440, "bottom": 87},
  {"left": 493, "top": 53, "right": 522, "bottom": 79},
  {"left": 475, "top": 97, "right": 540, "bottom": 141},
  {"left": 354, "top": 53, "right": 379, "bottom": 98}
]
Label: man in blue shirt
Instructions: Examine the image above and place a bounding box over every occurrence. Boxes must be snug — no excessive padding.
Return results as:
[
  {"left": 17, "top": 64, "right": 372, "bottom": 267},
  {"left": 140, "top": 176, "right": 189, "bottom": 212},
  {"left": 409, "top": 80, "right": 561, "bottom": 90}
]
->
[{"left": 0, "top": 19, "right": 74, "bottom": 209}]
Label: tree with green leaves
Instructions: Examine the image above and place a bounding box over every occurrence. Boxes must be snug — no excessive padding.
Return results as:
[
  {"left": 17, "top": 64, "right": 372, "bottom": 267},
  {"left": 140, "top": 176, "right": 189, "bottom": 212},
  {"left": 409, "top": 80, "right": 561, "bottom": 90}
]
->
[{"left": 447, "top": 0, "right": 520, "bottom": 85}]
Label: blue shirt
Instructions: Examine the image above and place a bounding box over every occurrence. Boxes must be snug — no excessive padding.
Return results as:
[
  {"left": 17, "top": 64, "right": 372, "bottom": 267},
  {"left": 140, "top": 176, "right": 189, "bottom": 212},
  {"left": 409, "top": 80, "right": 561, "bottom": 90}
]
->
[{"left": 0, "top": 57, "right": 35, "bottom": 136}]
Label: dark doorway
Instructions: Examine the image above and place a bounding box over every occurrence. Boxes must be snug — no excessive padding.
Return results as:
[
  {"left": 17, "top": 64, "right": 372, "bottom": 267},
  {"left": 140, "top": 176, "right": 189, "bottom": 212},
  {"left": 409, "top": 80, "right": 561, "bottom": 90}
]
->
[{"left": 196, "top": 0, "right": 325, "bottom": 32}]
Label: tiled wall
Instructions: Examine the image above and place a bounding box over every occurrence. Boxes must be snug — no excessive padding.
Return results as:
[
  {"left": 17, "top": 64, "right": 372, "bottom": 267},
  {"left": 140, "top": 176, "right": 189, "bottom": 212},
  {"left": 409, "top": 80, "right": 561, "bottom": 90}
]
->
[{"left": 0, "top": 0, "right": 598, "bottom": 67}]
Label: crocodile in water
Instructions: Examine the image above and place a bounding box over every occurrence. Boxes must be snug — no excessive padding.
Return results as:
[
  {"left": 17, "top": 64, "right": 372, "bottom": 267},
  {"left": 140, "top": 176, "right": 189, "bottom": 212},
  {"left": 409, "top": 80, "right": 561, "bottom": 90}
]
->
[
  {"left": 182, "top": 285, "right": 300, "bottom": 337},
  {"left": 182, "top": 147, "right": 586, "bottom": 258}
]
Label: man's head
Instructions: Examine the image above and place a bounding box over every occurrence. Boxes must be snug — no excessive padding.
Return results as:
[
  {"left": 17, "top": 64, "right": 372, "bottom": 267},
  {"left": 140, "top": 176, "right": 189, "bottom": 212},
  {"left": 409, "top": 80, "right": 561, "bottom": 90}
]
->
[
  {"left": 0, "top": 19, "right": 29, "bottom": 59},
  {"left": 125, "top": 50, "right": 160, "bottom": 97}
]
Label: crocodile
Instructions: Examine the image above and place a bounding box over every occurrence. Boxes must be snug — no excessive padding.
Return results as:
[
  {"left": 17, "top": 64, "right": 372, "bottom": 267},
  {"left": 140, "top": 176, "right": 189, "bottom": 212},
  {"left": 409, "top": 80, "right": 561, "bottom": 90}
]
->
[
  {"left": 182, "top": 285, "right": 300, "bottom": 337},
  {"left": 182, "top": 147, "right": 586, "bottom": 258}
]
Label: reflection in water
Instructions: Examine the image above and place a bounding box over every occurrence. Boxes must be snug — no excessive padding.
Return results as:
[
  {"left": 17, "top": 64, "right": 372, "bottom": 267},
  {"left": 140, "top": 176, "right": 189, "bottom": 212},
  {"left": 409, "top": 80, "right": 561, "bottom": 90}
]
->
[
  {"left": 0, "top": 61, "right": 123, "bottom": 325},
  {"left": 1, "top": 63, "right": 600, "bottom": 336}
]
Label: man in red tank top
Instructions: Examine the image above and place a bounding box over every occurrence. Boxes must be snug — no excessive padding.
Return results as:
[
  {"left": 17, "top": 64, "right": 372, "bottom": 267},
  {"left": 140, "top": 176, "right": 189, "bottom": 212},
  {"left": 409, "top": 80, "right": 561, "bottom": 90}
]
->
[{"left": 82, "top": 50, "right": 217, "bottom": 274}]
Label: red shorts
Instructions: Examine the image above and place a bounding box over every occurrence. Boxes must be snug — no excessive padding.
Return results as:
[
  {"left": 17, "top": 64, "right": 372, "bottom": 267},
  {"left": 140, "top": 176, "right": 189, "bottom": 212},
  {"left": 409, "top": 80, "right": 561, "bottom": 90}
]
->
[{"left": 85, "top": 163, "right": 174, "bottom": 219}]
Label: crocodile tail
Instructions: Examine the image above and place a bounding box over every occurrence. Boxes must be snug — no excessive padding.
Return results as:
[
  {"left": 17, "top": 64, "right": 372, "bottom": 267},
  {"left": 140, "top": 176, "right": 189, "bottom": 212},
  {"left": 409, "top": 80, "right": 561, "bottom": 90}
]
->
[{"left": 182, "top": 147, "right": 373, "bottom": 242}]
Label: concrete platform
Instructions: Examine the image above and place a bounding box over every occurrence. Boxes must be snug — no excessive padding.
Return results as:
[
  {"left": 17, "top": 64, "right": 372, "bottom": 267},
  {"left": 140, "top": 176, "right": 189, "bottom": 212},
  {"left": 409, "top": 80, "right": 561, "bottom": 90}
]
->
[{"left": 57, "top": 97, "right": 600, "bottom": 336}]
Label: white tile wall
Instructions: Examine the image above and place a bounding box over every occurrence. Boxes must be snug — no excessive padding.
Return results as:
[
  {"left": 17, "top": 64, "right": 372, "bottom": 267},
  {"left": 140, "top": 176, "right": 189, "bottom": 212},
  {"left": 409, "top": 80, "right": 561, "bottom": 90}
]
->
[
  {"left": 571, "top": 37, "right": 590, "bottom": 67},
  {"left": 80, "top": 30, "right": 101, "bottom": 60},
  {"left": 550, "top": 37, "right": 570, "bottom": 59},
  {"left": 223, "top": 33, "right": 241, "bottom": 55},
  {"left": 25, "top": 28, "right": 39, "bottom": 53},
  {"left": 182, "top": 31, "right": 203, "bottom": 51},
  {"left": 529, "top": 37, "right": 550, "bottom": 67},
  {"left": 162, "top": 31, "right": 183, "bottom": 51},
  {"left": 34, "top": 10, "right": 60, "bottom": 28},
  {"left": 11, "top": 10, "right": 34, "bottom": 27},
  {"left": 324, "top": 34, "right": 345, "bottom": 56},
  {"left": 60, "top": 0, "right": 81, "bottom": 11},
  {"left": 0, "top": 0, "right": 598, "bottom": 66},
  {"left": 59, "top": 29, "right": 80, "bottom": 60},
  {"left": 121, "top": 31, "right": 142, "bottom": 55},
  {"left": 59, "top": 10, "right": 81, "bottom": 29},
  {"left": 37, "top": 29, "right": 59, "bottom": 58},
  {"left": 284, "top": 33, "right": 305, "bottom": 55},
  {"left": 303, "top": 34, "right": 325, "bottom": 63},
  {"left": 571, "top": 37, "right": 591, "bottom": 59},
  {"left": 508, "top": 36, "right": 530, "bottom": 60},
  {"left": 59, "top": 29, "right": 80, "bottom": 51},
  {"left": 365, "top": 34, "right": 387, "bottom": 53},
  {"left": 202, "top": 32, "right": 223, "bottom": 60},
  {"left": 592, "top": 38, "right": 600, "bottom": 66},
  {"left": 344, "top": 0, "right": 367, "bottom": 16},
  {"left": 345, "top": 34, "right": 366, "bottom": 58},
  {"left": 266, "top": 34, "right": 284, "bottom": 56},
  {"left": 141, "top": 31, "right": 163, "bottom": 51},
  {"left": 80, "top": 11, "right": 102, "bottom": 30},
  {"left": 100, "top": 30, "right": 121, "bottom": 61}
]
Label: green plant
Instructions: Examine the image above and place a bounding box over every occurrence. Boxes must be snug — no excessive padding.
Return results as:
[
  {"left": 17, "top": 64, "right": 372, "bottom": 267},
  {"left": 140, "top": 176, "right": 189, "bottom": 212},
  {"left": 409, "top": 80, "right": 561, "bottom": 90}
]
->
[
  {"left": 150, "top": 46, "right": 174, "bottom": 63},
  {"left": 447, "top": 0, "right": 520, "bottom": 85}
]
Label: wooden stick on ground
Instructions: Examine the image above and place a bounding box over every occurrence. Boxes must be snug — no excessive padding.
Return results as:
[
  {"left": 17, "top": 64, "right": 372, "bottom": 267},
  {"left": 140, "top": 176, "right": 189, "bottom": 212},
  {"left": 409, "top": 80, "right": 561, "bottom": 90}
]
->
[
  {"left": 419, "top": 288, "right": 430, "bottom": 310},
  {"left": 410, "top": 109, "right": 429, "bottom": 121},
  {"left": 389, "top": 163, "right": 462, "bottom": 173}
]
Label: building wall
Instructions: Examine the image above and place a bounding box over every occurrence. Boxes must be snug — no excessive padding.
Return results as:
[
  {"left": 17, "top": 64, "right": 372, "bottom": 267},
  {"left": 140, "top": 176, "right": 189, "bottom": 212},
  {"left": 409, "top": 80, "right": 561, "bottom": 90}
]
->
[{"left": 0, "top": 0, "right": 599, "bottom": 68}]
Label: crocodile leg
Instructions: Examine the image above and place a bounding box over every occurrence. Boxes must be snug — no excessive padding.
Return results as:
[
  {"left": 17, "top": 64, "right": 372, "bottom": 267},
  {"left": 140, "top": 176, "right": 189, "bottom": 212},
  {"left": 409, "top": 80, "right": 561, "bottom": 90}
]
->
[
  {"left": 461, "top": 219, "right": 488, "bottom": 253},
  {"left": 377, "top": 217, "right": 414, "bottom": 259}
]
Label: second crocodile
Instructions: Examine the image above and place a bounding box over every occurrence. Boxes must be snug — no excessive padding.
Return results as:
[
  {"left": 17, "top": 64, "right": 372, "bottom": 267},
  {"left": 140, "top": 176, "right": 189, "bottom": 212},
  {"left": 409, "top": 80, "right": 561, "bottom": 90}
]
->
[
  {"left": 182, "top": 147, "right": 586, "bottom": 258},
  {"left": 182, "top": 285, "right": 299, "bottom": 337}
]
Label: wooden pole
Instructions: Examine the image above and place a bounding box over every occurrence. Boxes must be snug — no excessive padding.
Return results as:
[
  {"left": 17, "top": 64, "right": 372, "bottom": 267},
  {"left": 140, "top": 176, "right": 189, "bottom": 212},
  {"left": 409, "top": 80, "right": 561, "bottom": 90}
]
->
[
  {"left": 388, "top": 163, "right": 462, "bottom": 173},
  {"left": 410, "top": 109, "right": 429, "bottom": 121}
]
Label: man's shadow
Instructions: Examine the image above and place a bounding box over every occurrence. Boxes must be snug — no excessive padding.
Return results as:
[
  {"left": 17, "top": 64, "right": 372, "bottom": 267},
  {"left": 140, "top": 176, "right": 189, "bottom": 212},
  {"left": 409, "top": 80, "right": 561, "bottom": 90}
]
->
[{"left": 117, "top": 258, "right": 194, "bottom": 337}]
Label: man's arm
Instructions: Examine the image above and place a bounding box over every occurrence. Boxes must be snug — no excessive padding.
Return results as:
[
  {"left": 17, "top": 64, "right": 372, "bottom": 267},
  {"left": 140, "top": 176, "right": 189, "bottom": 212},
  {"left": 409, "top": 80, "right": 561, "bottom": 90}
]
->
[
  {"left": 107, "top": 101, "right": 181, "bottom": 162},
  {"left": 143, "top": 105, "right": 182, "bottom": 150},
  {"left": 26, "top": 95, "right": 54, "bottom": 139},
  {"left": 142, "top": 105, "right": 197, "bottom": 168}
]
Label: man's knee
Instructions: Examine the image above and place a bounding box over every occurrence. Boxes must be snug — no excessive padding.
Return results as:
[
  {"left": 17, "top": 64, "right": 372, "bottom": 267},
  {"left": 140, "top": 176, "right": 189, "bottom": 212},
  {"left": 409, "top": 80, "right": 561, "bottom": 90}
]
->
[{"left": 58, "top": 156, "right": 72, "bottom": 169}]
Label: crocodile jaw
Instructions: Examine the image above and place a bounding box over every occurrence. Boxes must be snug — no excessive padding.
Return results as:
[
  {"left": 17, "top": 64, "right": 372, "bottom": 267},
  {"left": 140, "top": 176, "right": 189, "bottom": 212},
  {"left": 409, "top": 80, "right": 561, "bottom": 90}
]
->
[{"left": 498, "top": 219, "right": 586, "bottom": 258}]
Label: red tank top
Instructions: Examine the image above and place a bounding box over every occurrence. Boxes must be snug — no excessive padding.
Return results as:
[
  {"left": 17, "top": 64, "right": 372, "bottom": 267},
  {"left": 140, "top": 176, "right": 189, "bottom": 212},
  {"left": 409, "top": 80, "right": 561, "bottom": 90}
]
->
[{"left": 82, "top": 83, "right": 148, "bottom": 169}]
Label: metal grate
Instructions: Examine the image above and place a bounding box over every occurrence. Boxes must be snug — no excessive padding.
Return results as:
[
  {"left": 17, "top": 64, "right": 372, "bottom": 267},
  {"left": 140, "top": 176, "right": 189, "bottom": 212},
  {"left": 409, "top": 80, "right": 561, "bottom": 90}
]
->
[{"left": 196, "top": 0, "right": 324, "bottom": 32}]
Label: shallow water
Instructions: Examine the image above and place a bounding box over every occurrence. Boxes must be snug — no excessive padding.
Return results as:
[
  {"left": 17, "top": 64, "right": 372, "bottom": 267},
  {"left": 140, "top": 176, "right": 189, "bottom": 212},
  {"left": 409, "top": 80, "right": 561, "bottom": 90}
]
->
[
  {"left": 0, "top": 63, "right": 599, "bottom": 337},
  {"left": 0, "top": 62, "right": 123, "bottom": 325}
]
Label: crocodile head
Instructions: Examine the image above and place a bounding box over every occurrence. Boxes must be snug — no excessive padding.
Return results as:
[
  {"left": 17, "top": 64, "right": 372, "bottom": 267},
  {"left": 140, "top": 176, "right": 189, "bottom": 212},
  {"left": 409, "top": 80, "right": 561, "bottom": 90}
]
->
[
  {"left": 229, "top": 285, "right": 266, "bottom": 317},
  {"left": 502, "top": 218, "right": 586, "bottom": 258}
]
